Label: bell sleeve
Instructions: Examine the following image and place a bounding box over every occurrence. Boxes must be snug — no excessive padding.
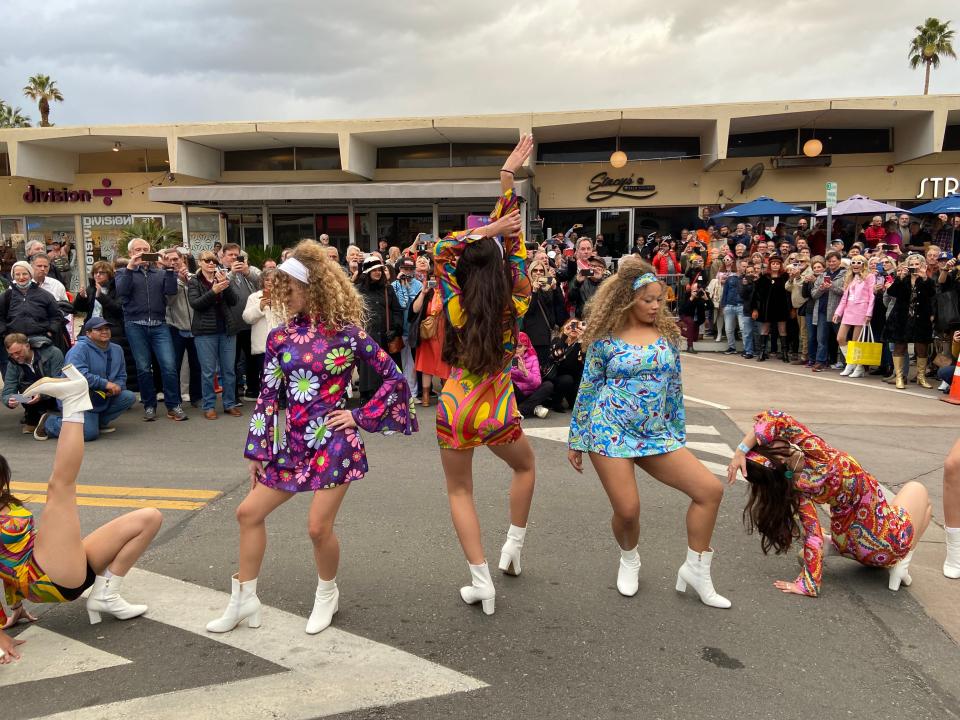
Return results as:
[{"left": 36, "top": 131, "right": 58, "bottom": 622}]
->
[
  {"left": 793, "top": 497, "right": 824, "bottom": 597},
  {"left": 244, "top": 328, "right": 284, "bottom": 461},
  {"left": 569, "top": 340, "right": 607, "bottom": 451},
  {"left": 349, "top": 328, "right": 418, "bottom": 436}
]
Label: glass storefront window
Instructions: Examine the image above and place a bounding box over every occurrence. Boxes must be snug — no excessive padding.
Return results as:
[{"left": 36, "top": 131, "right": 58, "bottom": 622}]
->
[
  {"left": 0, "top": 217, "right": 26, "bottom": 274},
  {"left": 377, "top": 144, "right": 450, "bottom": 169},
  {"left": 728, "top": 130, "right": 797, "bottom": 158},
  {"left": 274, "top": 214, "right": 316, "bottom": 248},
  {"left": 376, "top": 214, "right": 432, "bottom": 246},
  {"left": 78, "top": 149, "right": 169, "bottom": 173},
  {"left": 0, "top": 152, "right": 10, "bottom": 176},
  {"left": 295, "top": 147, "right": 340, "bottom": 170},
  {"left": 439, "top": 213, "right": 465, "bottom": 237},
  {"left": 451, "top": 143, "right": 513, "bottom": 167},
  {"left": 539, "top": 211, "right": 596, "bottom": 242},
  {"left": 80, "top": 214, "right": 134, "bottom": 288},
  {"left": 224, "top": 149, "right": 295, "bottom": 171},
  {"left": 164, "top": 213, "right": 221, "bottom": 255}
]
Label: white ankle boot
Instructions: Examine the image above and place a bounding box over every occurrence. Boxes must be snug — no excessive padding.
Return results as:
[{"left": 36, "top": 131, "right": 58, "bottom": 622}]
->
[
  {"left": 840, "top": 363, "right": 855, "bottom": 377},
  {"left": 86, "top": 574, "right": 148, "bottom": 624},
  {"left": 498, "top": 525, "right": 526, "bottom": 576},
  {"left": 206, "top": 574, "right": 261, "bottom": 632},
  {"left": 460, "top": 562, "right": 495, "bottom": 615},
  {"left": 676, "top": 547, "right": 731, "bottom": 609},
  {"left": 888, "top": 550, "right": 914, "bottom": 591},
  {"left": 617, "top": 547, "right": 641, "bottom": 597},
  {"left": 305, "top": 577, "right": 339, "bottom": 634},
  {"left": 945, "top": 531, "right": 960, "bottom": 579},
  {"left": 23, "top": 364, "right": 93, "bottom": 417},
  {"left": 849, "top": 364, "right": 865, "bottom": 378}
]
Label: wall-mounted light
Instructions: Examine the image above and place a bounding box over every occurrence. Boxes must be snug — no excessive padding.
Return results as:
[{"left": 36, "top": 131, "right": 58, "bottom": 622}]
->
[{"left": 112, "top": 142, "right": 121, "bottom": 152}]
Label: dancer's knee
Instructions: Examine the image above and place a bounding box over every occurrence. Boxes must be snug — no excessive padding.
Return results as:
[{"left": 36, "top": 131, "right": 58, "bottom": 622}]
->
[
  {"left": 236, "top": 499, "right": 265, "bottom": 528},
  {"left": 307, "top": 519, "right": 335, "bottom": 546}
]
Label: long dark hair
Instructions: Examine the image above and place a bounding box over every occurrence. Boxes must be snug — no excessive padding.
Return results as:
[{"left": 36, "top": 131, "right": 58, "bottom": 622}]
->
[
  {"left": 0, "top": 454, "right": 19, "bottom": 508},
  {"left": 742, "top": 457, "right": 801, "bottom": 555},
  {"left": 442, "top": 237, "right": 515, "bottom": 376}
]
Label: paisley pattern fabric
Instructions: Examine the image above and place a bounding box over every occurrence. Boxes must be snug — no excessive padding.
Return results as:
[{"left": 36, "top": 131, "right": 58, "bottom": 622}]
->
[
  {"left": 434, "top": 189, "right": 531, "bottom": 449},
  {"left": 568, "top": 336, "right": 686, "bottom": 457},
  {"left": 1, "top": 504, "right": 72, "bottom": 626},
  {"left": 244, "top": 318, "right": 418, "bottom": 492},
  {"left": 753, "top": 409, "right": 914, "bottom": 597}
]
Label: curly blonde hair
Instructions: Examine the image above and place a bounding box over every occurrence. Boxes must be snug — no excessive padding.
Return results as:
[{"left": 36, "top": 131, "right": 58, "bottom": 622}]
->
[
  {"left": 272, "top": 239, "right": 366, "bottom": 330},
  {"left": 580, "top": 256, "right": 681, "bottom": 346}
]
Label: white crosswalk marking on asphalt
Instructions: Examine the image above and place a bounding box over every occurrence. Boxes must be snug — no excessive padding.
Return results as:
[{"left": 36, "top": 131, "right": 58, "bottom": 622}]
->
[
  {"left": 38, "top": 569, "right": 485, "bottom": 720},
  {"left": 0, "top": 625, "right": 131, "bottom": 687},
  {"left": 686, "top": 441, "right": 734, "bottom": 459}
]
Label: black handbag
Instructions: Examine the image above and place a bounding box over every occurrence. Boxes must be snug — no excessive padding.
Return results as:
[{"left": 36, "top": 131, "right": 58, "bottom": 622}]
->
[
  {"left": 935, "top": 288, "right": 960, "bottom": 332},
  {"left": 542, "top": 342, "right": 579, "bottom": 383}
]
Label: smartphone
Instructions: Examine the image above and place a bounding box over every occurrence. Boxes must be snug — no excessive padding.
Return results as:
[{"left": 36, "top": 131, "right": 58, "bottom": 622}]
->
[
  {"left": 140, "top": 253, "right": 160, "bottom": 262},
  {"left": 418, "top": 234, "right": 434, "bottom": 244},
  {"left": 427, "top": 278, "right": 437, "bottom": 290},
  {"left": 262, "top": 287, "right": 271, "bottom": 300}
]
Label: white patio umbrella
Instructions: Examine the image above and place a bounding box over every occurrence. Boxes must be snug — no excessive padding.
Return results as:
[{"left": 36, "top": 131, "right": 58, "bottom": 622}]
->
[{"left": 815, "top": 195, "right": 905, "bottom": 217}]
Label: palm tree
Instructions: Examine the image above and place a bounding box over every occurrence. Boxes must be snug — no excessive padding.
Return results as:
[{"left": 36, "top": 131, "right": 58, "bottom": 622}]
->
[
  {"left": 0, "top": 100, "right": 32, "bottom": 128},
  {"left": 119, "top": 219, "right": 183, "bottom": 249},
  {"left": 22, "top": 74, "right": 64, "bottom": 127},
  {"left": 908, "top": 18, "right": 957, "bottom": 95}
]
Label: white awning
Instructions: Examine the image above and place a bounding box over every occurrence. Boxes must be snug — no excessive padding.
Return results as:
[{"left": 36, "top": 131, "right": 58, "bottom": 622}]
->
[{"left": 149, "top": 179, "right": 529, "bottom": 206}]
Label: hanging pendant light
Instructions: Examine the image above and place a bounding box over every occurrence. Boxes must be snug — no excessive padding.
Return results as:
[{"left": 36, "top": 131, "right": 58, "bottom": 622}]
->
[
  {"left": 610, "top": 150, "right": 628, "bottom": 168},
  {"left": 802, "top": 138, "right": 823, "bottom": 157}
]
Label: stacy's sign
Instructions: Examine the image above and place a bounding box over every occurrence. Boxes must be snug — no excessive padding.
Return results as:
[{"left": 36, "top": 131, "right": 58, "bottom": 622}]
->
[{"left": 586, "top": 172, "right": 657, "bottom": 203}]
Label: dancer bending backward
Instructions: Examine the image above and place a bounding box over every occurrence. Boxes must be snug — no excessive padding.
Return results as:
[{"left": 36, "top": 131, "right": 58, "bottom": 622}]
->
[
  {"left": 728, "top": 409, "right": 931, "bottom": 595},
  {"left": 435, "top": 134, "right": 536, "bottom": 616},
  {"left": 567, "top": 258, "right": 731, "bottom": 608},
  {"left": 1, "top": 366, "right": 161, "bottom": 663},
  {"left": 207, "top": 241, "right": 417, "bottom": 636}
]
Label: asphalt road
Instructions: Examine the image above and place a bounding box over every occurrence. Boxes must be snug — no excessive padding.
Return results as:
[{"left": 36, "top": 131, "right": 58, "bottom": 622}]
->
[{"left": 3, "top": 357, "right": 959, "bottom": 720}]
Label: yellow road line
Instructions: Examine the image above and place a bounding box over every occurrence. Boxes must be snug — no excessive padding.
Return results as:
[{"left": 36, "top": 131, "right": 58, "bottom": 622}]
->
[
  {"left": 11, "top": 481, "right": 221, "bottom": 501},
  {"left": 17, "top": 493, "right": 208, "bottom": 511}
]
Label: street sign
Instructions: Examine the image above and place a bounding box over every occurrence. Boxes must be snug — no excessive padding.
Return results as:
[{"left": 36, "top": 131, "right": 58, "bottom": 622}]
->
[{"left": 826, "top": 181, "right": 838, "bottom": 208}]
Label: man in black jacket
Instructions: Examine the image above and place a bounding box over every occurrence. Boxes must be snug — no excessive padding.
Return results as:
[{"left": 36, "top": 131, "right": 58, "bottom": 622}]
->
[
  {"left": 2, "top": 333, "right": 63, "bottom": 437},
  {"left": 568, "top": 256, "right": 609, "bottom": 319}
]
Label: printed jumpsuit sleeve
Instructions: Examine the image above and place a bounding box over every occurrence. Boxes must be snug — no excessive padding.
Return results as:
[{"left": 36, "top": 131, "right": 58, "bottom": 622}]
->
[
  {"left": 491, "top": 190, "right": 532, "bottom": 319},
  {"left": 753, "top": 409, "right": 813, "bottom": 447},
  {"left": 244, "top": 328, "right": 284, "bottom": 461},
  {"left": 349, "top": 327, "right": 418, "bottom": 436},
  {"left": 569, "top": 340, "right": 606, "bottom": 451},
  {"left": 664, "top": 341, "right": 686, "bottom": 432},
  {"left": 793, "top": 497, "right": 824, "bottom": 597}
]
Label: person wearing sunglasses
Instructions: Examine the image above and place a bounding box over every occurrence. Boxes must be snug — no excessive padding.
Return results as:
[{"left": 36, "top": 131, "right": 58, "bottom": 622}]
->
[{"left": 832, "top": 256, "right": 875, "bottom": 379}]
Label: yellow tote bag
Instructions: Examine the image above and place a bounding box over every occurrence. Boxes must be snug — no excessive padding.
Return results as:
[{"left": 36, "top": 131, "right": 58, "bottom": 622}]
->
[{"left": 847, "top": 325, "right": 882, "bottom": 366}]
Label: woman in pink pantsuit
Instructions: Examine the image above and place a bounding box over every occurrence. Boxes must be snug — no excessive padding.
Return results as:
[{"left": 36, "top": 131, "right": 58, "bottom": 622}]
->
[{"left": 833, "top": 258, "right": 876, "bottom": 378}]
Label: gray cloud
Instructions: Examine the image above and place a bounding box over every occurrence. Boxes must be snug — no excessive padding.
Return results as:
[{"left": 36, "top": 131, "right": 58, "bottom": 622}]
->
[{"left": 1, "top": 0, "right": 958, "bottom": 126}]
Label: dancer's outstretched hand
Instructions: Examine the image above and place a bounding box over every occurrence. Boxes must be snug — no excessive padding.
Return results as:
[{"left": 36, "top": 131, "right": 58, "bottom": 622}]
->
[
  {"left": 567, "top": 449, "right": 583, "bottom": 474},
  {"left": 502, "top": 133, "right": 534, "bottom": 176},
  {"left": 773, "top": 579, "right": 808, "bottom": 596},
  {"left": 726, "top": 451, "right": 747, "bottom": 485},
  {"left": 2, "top": 604, "right": 37, "bottom": 629},
  {"left": 0, "top": 630, "right": 24, "bottom": 664},
  {"left": 326, "top": 410, "right": 357, "bottom": 431},
  {"left": 485, "top": 209, "right": 522, "bottom": 239}
]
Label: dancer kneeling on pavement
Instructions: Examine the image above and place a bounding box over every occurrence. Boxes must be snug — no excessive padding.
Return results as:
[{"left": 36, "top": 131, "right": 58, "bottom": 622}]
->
[
  {"left": 567, "top": 258, "right": 730, "bottom": 608},
  {"left": 727, "top": 409, "right": 931, "bottom": 596},
  {"left": 0, "top": 366, "right": 161, "bottom": 664},
  {"left": 207, "top": 240, "right": 417, "bottom": 636},
  {"left": 435, "top": 134, "right": 537, "bottom": 616}
]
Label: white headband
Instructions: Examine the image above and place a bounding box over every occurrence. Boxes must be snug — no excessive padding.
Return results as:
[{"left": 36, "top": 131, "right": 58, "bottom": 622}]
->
[{"left": 278, "top": 257, "right": 309, "bottom": 283}]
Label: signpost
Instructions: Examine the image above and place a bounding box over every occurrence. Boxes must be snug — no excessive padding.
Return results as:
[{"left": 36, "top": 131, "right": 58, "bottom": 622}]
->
[{"left": 825, "top": 181, "right": 837, "bottom": 245}]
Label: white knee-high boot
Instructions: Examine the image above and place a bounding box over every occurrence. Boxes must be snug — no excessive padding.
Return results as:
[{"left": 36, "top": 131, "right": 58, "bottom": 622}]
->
[
  {"left": 460, "top": 562, "right": 495, "bottom": 615},
  {"left": 498, "top": 525, "right": 526, "bottom": 576},
  {"left": 86, "top": 574, "right": 148, "bottom": 624},
  {"left": 206, "top": 574, "right": 261, "bottom": 632},
  {"left": 305, "top": 576, "right": 339, "bottom": 634},
  {"left": 676, "top": 547, "right": 731, "bottom": 609}
]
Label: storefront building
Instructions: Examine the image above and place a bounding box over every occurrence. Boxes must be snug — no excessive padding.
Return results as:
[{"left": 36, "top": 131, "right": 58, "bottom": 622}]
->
[{"left": 3, "top": 95, "right": 960, "bottom": 286}]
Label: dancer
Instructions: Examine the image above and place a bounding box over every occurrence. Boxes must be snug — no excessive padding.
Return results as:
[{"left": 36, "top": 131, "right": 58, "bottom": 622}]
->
[
  {"left": 941, "top": 439, "right": 960, "bottom": 578},
  {"left": 207, "top": 240, "right": 416, "bottom": 636},
  {"left": 0, "top": 366, "right": 162, "bottom": 663},
  {"left": 435, "top": 134, "right": 536, "bottom": 615},
  {"left": 727, "top": 409, "right": 931, "bottom": 595},
  {"left": 567, "top": 257, "right": 730, "bottom": 608}
]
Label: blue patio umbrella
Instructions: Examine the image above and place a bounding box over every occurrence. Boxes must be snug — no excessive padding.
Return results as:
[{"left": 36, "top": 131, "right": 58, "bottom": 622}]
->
[
  {"left": 710, "top": 196, "right": 810, "bottom": 219},
  {"left": 906, "top": 195, "right": 960, "bottom": 215}
]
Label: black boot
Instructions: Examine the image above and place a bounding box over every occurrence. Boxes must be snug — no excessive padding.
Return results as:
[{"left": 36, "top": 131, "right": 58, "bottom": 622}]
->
[
  {"left": 781, "top": 347, "right": 790, "bottom": 363},
  {"left": 757, "top": 336, "right": 769, "bottom": 361}
]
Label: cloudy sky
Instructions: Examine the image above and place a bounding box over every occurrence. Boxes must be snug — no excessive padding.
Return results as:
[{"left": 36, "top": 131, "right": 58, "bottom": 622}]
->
[{"left": 2, "top": 0, "right": 959, "bottom": 126}]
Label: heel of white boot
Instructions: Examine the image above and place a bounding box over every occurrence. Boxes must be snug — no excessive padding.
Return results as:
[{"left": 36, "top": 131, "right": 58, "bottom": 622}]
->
[
  {"left": 498, "top": 552, "right": 516, "bottom": 575},
  {"left": 481, "top": 598, "right": 495, "bottom": 615},
  {"left": 498, "top": 525, "right": 525, "bottom": 576},
  {"left": 246, "top": 609, "right": 262, "bottom": 628},
  {"left": 675, "top": 575, "right": 687, "bottom": 593},
  {"left": 460, "top": 562, "right": 496, "bottom": 615},
  {"left": 87, "top": 609, "right": 102, "bottom": 625}
]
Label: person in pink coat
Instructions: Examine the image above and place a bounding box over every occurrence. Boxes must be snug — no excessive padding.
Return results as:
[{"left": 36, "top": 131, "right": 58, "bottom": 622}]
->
[
  {"left": 833, "top": 257, "right": 876, "bottom": 379},
  {"left": 511, "top": 332, "right": 554, "bottom": 419}
]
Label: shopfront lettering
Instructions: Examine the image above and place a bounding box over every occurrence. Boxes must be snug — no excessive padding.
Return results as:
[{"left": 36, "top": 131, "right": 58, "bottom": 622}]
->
[
  {"left": 22, "top": 178, "right": 122, "bottom": 206},
  {"left": 83, "top": 214, "right": 133, "bottom": 266},
  {"left": 917, "top": 176, "right": 960, "bottom": 199},
  {"left": 586, "top": 172, "right": 657, "bottom": 203}
]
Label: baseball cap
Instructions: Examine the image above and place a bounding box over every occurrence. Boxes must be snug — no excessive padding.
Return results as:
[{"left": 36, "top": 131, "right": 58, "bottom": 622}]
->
[
  {"left": 82, "top": 317, "right": 110, "bottom": 334},
  {"left": 398, "top": 258, "right": 416, "bottom": 270}
]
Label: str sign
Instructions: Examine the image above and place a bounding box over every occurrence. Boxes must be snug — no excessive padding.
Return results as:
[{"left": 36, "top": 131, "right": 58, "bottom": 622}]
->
[
  {"left": 586, "top": 172, "right": 657, "bottom": 202},
  {"left": 917, "top": 176, "right": 960, "bottom": 199},
  {"left": 22, "top": 178, "right": 123, "bottom": 206}
]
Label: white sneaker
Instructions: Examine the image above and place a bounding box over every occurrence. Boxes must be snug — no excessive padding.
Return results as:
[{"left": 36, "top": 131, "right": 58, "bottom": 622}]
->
[{"left": 533, "top": 405, "right": 549, "bottom": 419}]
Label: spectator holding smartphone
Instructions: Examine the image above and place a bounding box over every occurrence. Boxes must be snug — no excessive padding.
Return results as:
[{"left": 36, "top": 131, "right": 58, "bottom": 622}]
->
[
  {"left": 548, "top": 318, "right": 586, "bottom": 413},
  {"left": 524, "top": 259, "right": 566, "bottom": 368},
  {"left": 884, "top": 254, "right": 936, "bottom": 389},
  {"left": 568, "top": 256, "right": 608, "bottom": 319},
  {"left": 511, "top": 332, "right": 552, "bottom": 419},
  {"left": 410, "top": 270, "right": 448, "bottom": 407}
]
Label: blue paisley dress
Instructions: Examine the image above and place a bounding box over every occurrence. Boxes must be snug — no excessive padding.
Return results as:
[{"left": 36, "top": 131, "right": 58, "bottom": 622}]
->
[
  {"left": 568, "top": 336, "right": 685, "bottom": 457},
  {"left": 243, "top": 318, "right": 418, "bottom": 492}
]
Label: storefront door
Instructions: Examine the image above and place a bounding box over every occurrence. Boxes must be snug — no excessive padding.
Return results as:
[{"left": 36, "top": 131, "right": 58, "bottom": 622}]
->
[
  {"left": 596, "top": 208, "right": 634, "bottom": 258},
  {"left": 0, "top": 217, "right": 27, "bottom": 264}
]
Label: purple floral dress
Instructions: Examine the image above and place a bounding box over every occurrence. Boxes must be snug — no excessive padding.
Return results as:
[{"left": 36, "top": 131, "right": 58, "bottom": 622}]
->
[{"left": 243, "top": 317, "right": 418, "bottom": 492}]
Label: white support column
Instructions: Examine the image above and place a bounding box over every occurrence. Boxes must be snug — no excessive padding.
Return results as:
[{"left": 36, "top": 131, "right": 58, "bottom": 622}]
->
[
  {"left": 262, "top": 205, "right": 271, "bottom": 248},
  {"left": 218, "top": 213, "right": 228, "bottom": 249},
  {"left": 432, "top": 204, "right": 439, "bottom": 238},
  {"left": 347, "top": 203, "right": 356, "bottom": 246},
  {"left": 180, "top": 205, "right": 191, "bottom": 251}
]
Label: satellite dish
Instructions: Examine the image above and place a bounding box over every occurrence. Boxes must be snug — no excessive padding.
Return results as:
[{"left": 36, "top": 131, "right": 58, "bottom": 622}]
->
[{"left": 740, "top": 163, "right": 765, "bottom": 194}]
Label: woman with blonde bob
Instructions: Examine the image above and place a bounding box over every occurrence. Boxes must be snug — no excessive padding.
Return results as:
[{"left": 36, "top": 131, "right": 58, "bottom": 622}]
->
[
  {"left": 207, "top": 240, "right": 417, "bottom": 636},
  {"left": 567, "top": 257, "right": 730, "bottom": 608},
  {"left": 832, "top": 255, "right": 875, "bottom": 379}
]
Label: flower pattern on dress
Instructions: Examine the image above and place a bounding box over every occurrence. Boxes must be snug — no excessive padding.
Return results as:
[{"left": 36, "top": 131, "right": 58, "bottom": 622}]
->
[{"left": 244, "top": 319, "right": 418, "bottom": 492}]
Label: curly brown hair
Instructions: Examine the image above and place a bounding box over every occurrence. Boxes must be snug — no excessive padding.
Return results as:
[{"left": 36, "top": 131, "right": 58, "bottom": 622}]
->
[
  {"left": 272, "top": 239, "right": 366, "bottom": 330},
  {"left": 580, "top": 256, "right": 680, "bottom": 346}
]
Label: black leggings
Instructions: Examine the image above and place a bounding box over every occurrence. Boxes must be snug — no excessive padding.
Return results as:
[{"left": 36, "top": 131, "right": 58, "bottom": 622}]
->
[{"left": 551, "top": 373, "right": 581, "bottom": 410}]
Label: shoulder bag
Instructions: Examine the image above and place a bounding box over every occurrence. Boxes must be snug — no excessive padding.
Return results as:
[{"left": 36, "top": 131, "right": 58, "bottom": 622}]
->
[{"left": 384, "top": 287, "right": 405, "bottom": 354}]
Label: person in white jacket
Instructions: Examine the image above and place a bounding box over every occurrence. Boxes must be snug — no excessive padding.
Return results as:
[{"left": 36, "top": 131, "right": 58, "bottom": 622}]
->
[{"left": 240, "top": 269, "right": 279, "bottom": 398}]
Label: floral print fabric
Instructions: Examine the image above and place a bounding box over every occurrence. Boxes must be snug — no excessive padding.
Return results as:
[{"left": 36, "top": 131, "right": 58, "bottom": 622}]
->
[
  {"left": 752, "top": 409, "right": 914, "bottom": 596},
  {"left": 244, "top": 318, "right": 418, "bottom": 491},
  {"left": 568, "top": 336, "right": 685, "bottom": 457}
]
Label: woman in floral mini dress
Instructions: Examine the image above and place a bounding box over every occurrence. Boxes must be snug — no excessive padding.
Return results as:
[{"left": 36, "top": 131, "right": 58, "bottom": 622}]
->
[{"left": 207, "top": 240, "right": 417, "bottom": 636}]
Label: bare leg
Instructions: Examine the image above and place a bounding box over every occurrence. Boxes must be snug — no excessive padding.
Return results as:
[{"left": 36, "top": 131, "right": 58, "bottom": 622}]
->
[
  {"left": 236, "top": 483, "right": 295, "bottom": 581},
  {"left": 307, "top": 484, "right": 349, "bottom": 580},
  {"left": 32, "top": 421, "right": 89, "bottom": 588},
  {"left": 441, "top": 447, "right": 485, "bottom": 564},
  {"left": 635, "top": 448, "right": 724, "bottom": 552},
  {"left": 837, "top": 324, "right": 851, "bottom": 346},
  {"left": 421, "top": 374, "right": 433, "bottom": 405},
  {"left": 487, "top": 434, "right": 536, "bottom": 528},
  {"left": 944, "top": 439, "right": 960, "bottom": 528},
  {"left": 891, "top": 481, "right": 933, "bottom": 547},
  {"left": 82, "top": 508, "right": 163, "bottom": 576},
  {"left": 590, "top": 454, "right": 640, "bottom": 550}
]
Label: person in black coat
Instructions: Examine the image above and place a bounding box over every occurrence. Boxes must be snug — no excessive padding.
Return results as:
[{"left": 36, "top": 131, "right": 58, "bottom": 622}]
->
[
  {"left": 523, "top": 259, "right": 567, "bottom": 368},
  {"left": 752, "top": 256, "right": 791, "bottom": 362},
  {"left": 678, "top": 257, "right": 708, "bottom": 353},
  {"left": 0, "top": 261, "right": 64, "bottom": 374},
  {"left": 884, "top": 255, "right": 936, "bottom": 389},
  {"left": 355, "top": 256, "right": 403, "bottom": 401},
  {"left": 548, "top": 318, "right": 586, "bottom": 413}
]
